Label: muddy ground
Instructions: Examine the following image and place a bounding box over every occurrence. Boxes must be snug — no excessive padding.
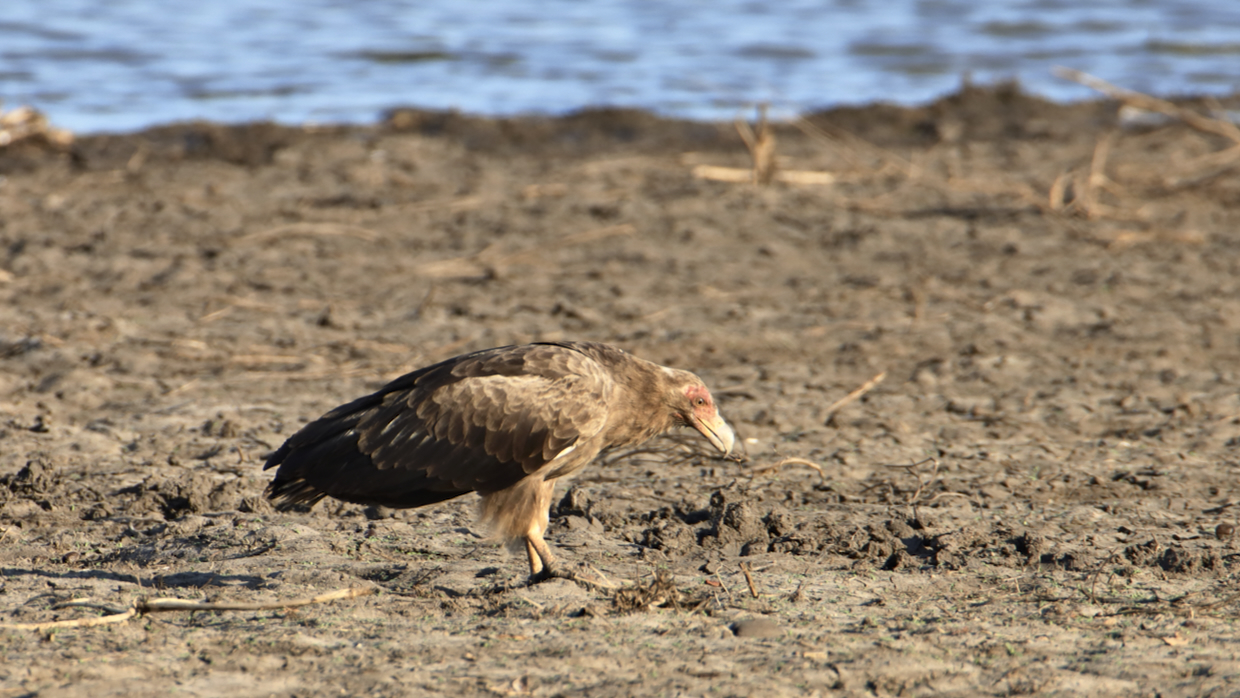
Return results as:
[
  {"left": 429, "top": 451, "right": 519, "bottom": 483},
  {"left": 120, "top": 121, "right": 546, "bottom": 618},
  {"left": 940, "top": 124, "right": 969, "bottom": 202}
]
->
[{"left": 2, "top": 84, "right": 1240, "bottom": 697}]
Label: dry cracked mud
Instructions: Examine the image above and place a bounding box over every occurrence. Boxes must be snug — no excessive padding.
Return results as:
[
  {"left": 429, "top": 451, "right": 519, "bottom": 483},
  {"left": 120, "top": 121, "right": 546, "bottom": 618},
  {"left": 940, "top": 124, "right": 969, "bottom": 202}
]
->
[{"left": 3, "top": 85, "right": 1240, "bottom": 696}]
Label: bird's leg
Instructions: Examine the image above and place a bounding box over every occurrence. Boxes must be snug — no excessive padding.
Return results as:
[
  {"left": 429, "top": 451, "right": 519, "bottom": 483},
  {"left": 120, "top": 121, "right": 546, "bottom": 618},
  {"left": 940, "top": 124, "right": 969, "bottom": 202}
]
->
[
  {"left": 487, "top": 479, "right": 618, "bottom": 590},
  {"left": 523, "top": 530, "right": 618, "bottom": 590},
  {"left": 525, "top": 534, "right": 554, "bottom": 577}
]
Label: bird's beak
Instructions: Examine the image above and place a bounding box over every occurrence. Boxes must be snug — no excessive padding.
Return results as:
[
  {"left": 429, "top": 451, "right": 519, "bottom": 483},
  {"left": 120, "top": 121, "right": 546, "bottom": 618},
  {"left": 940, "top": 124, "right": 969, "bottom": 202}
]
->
[{"left": 691, "top": 411, "right": 735, "bottom": 456}]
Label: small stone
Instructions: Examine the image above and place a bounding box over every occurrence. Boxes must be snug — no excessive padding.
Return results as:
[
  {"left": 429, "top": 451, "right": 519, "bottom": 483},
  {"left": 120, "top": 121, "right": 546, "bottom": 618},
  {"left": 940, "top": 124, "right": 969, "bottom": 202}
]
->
[
  {"left": 730, "top": 618, "right": 781, "bottom": 638},
  {"left": 1216, "top": 523, "right": 1234, "bottom": 540}
]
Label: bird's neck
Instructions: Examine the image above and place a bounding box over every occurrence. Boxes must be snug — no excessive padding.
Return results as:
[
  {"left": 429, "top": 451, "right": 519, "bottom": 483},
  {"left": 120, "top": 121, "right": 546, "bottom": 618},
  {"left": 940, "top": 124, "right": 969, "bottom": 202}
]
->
[{"left": 601, "top": 359, "right": 678, "bottom": 448}]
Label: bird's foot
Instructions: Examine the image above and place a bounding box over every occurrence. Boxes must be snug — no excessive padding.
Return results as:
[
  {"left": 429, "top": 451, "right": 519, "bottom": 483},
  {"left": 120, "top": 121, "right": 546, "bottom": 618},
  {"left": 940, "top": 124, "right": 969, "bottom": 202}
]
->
[{"left": 528, "top": 563, "right": 621, "bottom": 591}]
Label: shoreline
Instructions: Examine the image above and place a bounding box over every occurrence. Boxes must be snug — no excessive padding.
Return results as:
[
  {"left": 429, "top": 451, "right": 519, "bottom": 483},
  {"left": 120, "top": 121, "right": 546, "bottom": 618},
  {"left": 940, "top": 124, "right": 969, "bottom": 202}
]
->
[
  {"left": 6, "top": 80, "right": 1235, "bottom": 174},
  {"left": 3, "top": 83, "right": 1115, "bottom": 177}
]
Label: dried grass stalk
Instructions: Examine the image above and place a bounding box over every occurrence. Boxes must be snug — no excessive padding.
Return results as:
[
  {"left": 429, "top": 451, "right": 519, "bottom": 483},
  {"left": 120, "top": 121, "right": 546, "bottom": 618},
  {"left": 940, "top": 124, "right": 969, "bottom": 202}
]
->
[
  {"left": 1054, "top": 67, "right": 1240, "bottom": 144},
  {"left": 0, "top": 587, "right": 376, "bottom": 631},
  {"left": 736, "top": 105, "right": 779, "bottom": 184},
  {"left": 0, "top": 106, "right": 74, "bottom": 148},
  {"left": 824, "top": 371, "right": 886, "bottom": 422},
  {"left": 691, "top": 165, "right": 835, "bottom": 185}
]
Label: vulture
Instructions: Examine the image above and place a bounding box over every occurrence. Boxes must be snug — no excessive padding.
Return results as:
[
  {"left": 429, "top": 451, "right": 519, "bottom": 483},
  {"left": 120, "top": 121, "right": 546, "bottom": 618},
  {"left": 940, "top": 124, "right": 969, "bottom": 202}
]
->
[{"left": 263, "top": 340, "right": 734, "bottom": 579}]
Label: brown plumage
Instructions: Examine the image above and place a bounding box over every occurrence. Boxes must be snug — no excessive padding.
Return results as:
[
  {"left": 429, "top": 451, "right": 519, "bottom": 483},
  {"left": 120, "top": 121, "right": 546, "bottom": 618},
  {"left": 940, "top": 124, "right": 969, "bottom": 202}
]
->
[{"left": 263, "top": 341, "right": 734, "bottom": 578}]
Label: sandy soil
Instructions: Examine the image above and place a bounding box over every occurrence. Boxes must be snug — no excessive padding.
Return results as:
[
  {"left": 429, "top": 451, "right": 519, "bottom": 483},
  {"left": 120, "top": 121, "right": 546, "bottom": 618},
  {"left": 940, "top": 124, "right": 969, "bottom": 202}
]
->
[{"left": 3, "top": 84, "right": 1240, "bottom": 697}]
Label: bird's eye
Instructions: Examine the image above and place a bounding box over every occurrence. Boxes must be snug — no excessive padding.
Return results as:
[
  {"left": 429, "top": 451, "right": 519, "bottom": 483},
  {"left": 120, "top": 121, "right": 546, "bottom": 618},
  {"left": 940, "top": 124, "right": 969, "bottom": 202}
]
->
[{"left": 695, "top": 397, "right": 706, "bottom": 407}]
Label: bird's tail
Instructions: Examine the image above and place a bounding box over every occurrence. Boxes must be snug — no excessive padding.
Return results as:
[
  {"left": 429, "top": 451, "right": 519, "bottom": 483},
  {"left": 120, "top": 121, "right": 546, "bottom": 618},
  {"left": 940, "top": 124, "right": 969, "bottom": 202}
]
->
[{"left": 264, "top": 477, "right": 328, "bottom": 511}]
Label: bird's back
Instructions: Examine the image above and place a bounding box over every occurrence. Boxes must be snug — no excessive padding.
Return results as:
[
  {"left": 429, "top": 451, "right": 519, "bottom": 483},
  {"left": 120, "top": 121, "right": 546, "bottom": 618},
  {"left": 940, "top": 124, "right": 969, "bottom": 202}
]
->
[{"left": 263, "top": 342, "right": 621, "bottom": 510}]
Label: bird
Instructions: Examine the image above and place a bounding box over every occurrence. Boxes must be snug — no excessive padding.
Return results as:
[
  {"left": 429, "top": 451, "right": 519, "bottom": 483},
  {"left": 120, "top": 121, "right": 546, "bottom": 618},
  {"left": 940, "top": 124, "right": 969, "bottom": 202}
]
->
[{"left": 263, "top": 340, "right": 734, "bottom": 581}]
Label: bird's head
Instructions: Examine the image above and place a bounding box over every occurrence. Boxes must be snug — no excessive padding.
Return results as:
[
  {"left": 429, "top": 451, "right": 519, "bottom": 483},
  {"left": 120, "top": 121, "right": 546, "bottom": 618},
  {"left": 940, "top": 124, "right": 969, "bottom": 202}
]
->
[{"left": 669, "top": 375, "right": 734, "bottom": 456}]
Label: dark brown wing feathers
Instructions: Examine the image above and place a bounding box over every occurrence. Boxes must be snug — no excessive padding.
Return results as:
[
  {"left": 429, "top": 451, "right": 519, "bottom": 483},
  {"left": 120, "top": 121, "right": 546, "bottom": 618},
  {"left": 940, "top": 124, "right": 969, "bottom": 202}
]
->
[{"left": 264, "top": 342, "right": 619, "bottom": 511}]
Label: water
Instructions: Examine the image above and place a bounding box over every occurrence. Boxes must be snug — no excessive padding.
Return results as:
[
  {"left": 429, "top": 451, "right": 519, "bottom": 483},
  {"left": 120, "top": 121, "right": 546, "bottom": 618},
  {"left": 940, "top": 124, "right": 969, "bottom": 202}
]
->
[{"left": 2, "top": 0, "right": 1239, "bottom": 135}]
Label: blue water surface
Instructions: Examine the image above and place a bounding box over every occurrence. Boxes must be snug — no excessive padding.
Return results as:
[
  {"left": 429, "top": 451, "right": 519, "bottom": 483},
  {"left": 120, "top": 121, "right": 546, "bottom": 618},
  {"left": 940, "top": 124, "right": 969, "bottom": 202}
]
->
[{"left": 2, "top": 0, "right": 1238, "bottom": 134}]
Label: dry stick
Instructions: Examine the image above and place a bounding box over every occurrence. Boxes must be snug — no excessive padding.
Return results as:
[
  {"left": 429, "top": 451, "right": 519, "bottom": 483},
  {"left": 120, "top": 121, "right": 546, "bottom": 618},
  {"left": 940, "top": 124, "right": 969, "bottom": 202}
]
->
[
  {"left": 691, "top": 165, "right": 835, "bottom": 185},
  {"left": 586, "top": 564, "right": 619, "bottom": 589},
  {"left": 1081, "top": 132, "right": 1115, "bottom": 219},
  {"left": 0, "top": 105, "right": 74, "bottom": 148},
  {"left": 735, "top": 109, "right": 758, "bottom": 152},
  {"left": 1163, "top": 144, "right": 1240, "bottom": 189},
  {"left": 1085, "top": 549, "right": 1125, "bottom": 605},
  {"left": 691, "top": 164, "right": 758, "bottom": 183},
  {"left": 787, "top": 579, "right": 805, "bottom": 603},
  {"left": 0, "top": 587, "right": 376, "bottom": 632},
  {"left": 694, "top": 105, "right": 835, "bottom": 186},
  {"left": 735, "top": 105, "right": 778, "bottom": 185},
  {"left": 0, "top": 607, "right": 137, "bottom": 631},
  {"left": 739, "top": 563, "right": 760, "bottom": 599},
  {"left": 1105, "top": 228, "right": 1206, "bottom": 251},
  {"left": 1054, "top": 67, "right": 1240, "bottom": 145},
  {"left": 1056, "top": 66, "right": 1240, "bottom": 209},
  {"left": 823, "top": 371, "right": 887, "bottom": 423},
  {"left": 1048, "top": 170, "right": 1072, "bottom": 212},
  {"left": 884, "top": 457, "right": 940, "bottom": 504}
]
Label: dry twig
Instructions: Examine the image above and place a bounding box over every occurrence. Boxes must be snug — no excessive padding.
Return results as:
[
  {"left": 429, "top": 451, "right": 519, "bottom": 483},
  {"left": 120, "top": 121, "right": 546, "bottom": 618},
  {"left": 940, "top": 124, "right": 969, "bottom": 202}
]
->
[
  {"left": 1055, "top": 67, "right": 1240, "bottom": 144},
  {"left": 739, "top": 562, "right": 760, "bottom": 599},
  {"left": 1079, "top": 132, "right": 1115, "bottom": 218},
  {"left": 691, "top": 165, "right": 835, "bottom": 185},
  {"left": 883, "top": 457, "right": 942, "bottom": 505},
  {"left": 0, "top": 587, "right": 376, "bottom": 631},
  {"left": 0, "top": 106, "right": 73, "bottom": 148},
  {"left": 612, "top": 570, "right": 686, "bottom": 612},
  {"left": 692, "top": 105, "right": 836, "bottom": 186},
  {"left": 1162, "top": 144, "right": 1240, "bottom": 189},
  {"left": 1043, "top": 68, "right": 1240, "bottom": 230},
  {"left": 824, "top": 371, "right": 886, "bottom": 423},
  {"left": 736, "top": 105, "right": 779, "bottom": 184}
]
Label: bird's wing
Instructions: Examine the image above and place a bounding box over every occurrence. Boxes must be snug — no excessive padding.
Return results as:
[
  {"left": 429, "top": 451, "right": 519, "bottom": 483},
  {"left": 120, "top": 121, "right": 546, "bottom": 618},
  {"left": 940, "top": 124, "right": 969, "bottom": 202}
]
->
[{"left": 264, "top": 343, "right": 614, "bottom": 509}]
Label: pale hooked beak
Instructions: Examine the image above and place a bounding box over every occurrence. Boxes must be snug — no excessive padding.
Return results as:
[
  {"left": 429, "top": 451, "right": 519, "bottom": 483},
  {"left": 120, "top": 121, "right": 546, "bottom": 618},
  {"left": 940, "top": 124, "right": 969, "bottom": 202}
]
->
[{"left": 691, "top": 411, "right": 735, "bottom": 456}]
